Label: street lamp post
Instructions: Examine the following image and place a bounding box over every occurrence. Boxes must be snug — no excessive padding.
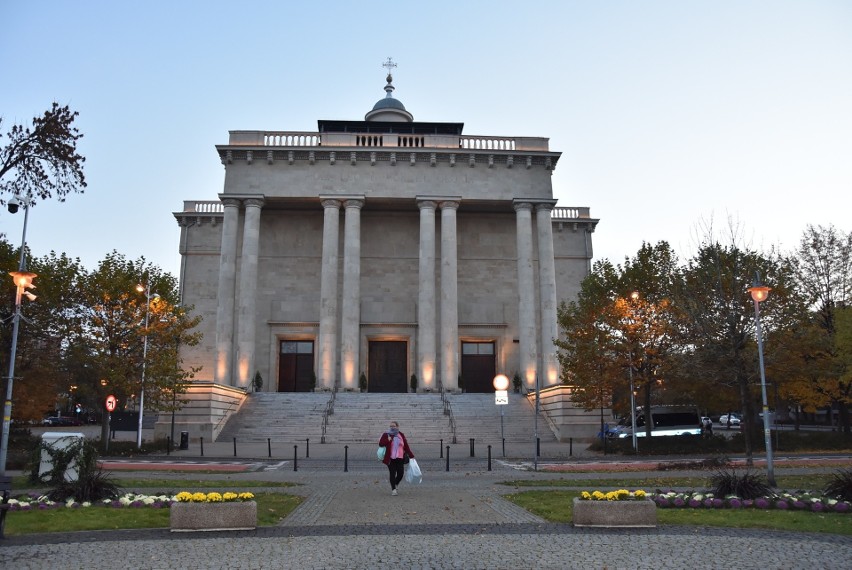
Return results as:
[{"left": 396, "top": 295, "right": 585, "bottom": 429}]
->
[
  {"left": 492, "top": 374, "right": 509, "bottom": 457},
  {"left": 748, "top": 273, "right": 776, "bottom": 487},
  {"left": 135, "top": 282, "right": 157, "bottom": 450},
  {"left": 0, "top": 197, "right": 36, "bottom": 476},
  {"left": 627, "top": 291, "right": 639, "bottom": 453}
]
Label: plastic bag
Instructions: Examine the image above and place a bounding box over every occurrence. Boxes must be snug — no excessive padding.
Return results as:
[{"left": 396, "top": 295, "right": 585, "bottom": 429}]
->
[
  {"left": 377, "top": 446, "right": 386, "bottom": 461},
  {"left": 404, "top": 458, "right": 422, "bottom": 484}
]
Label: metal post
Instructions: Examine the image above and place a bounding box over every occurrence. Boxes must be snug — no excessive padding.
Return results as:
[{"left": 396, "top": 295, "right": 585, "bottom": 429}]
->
[
  {"left": 440, "top": 439, "right": 443, "bottom": 458},
  {"left": 268, "top": 438, "right": 272, "bottom": 458},
  {"left": 753, "top": 295, "right": 776, "bottom": 486},
  {"left": 487, "top": 445, "right": 492, "bottom": 471},
  {"left": 200, "top": 437, "right": 204, "bottom": 456},
  {"left": 502, "top": 437, "right": 505, "bottom": 458},
  {"left": 469, "top": 438, "right": 475, "bottom": 457},
  {"left": 136, "top": 282, "right": 153, "bottom": 450},
  {"left": 344, "top": 445, "right": 348, "bottom": 472},
  {"left": 167, "top": 436, "right": 171, "bottom": 455},
  {"left": 306, "top": 438, "right": 310, "bottom": 458},
  {"left": 233, "top": 437, "right": 237, "bottom": 457},
  {"left": 294, "top": 445, "right": 298, "bottom": 472},
  {"left": 0, "top": 200, "right": 30, "bottom": 475},
  {"left": 569, "top": 438, "right": 573, "bottom": 456},
  {"left": 629, "top": 353, "right": 638, "bottom": 453},
  {"left": 536, "top": 437, "right": 540, "bottom": 457},
  {"left": 445, "top": 445, "right": 450, "bottom": 471},
  {"left": 534, "top": 375, "right": 540, "bottom": 472}
]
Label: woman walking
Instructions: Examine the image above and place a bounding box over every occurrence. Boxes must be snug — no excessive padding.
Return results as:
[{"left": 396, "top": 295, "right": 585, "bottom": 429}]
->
[{"left": 379, "top": 421, "right": 415, "bottom": 495}]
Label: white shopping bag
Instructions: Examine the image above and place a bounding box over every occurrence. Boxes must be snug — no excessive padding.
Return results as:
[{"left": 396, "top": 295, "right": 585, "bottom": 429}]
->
[{"left": 405, "top": 458, "right": 423, "bottom": 484}]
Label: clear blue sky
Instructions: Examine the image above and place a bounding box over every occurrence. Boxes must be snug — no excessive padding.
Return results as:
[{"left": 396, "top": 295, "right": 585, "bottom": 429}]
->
[{"left": 2, "top": 1, "right": 850, "bottom": 279}]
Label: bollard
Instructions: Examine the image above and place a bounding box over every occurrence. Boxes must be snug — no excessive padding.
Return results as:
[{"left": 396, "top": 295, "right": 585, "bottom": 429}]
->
[
  {"left": 570, "top": 437, "right": 573, "bottom": 457},
  {"left": 487, "top": 445, "right": 492, "bottom": 471},
  {"left": 536, "top": 437, "right": 540, "bottom": 457},
  {"left": 470, "top": 438, "right": 475, "bottom": 457},
  {"left": 344, "top": 445, "right": 349, "bottom": 473},
  {"left": 306, "top": 438, "right": 310, "bottom": 458},
  {"left": 268, "top": 438, "right": 272, "bottom": 458},
  {"left": 233, "top": 437, "right": 237, "bottom": 457},
  {"left": 200, "top": 437, "right": 204, "bottom": 457},
  {"left": 502, "top": 437, "right": 506, "bottom": 458},
  {"left": 294, "top": 445, "right": 298, "bottom": 472},
  {"left": 440, "top": 439, "right": 443, "bottom": 458},
  {"left": 166, "top": 436, "right": 171, "bottom": 456},
  {"left": 445, "top": 445, "right": 450, "bottom": 472}
]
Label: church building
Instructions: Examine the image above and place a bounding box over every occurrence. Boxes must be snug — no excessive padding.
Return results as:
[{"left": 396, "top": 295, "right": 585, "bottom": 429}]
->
[{"left": 171, "top": 64, "right": 598, "bottom": 440}]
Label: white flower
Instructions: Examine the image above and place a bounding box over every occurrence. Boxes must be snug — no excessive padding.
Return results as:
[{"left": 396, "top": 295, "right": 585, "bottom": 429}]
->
[{"left": 82, "top": 501, "right": 91, "bottom": 507}]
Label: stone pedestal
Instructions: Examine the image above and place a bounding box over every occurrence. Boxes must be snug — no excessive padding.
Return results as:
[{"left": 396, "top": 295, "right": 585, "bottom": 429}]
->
[
  {"left": 572, "top": 497, "right": 656, "bottom": 528},
  {"left": 170, "top": 501, "right": 257, "bottom": 532}
]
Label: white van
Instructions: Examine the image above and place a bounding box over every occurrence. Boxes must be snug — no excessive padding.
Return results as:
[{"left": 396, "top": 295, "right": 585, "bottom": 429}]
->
[{"left": 616, "top": 406, "right": 702, "bottom": 438}]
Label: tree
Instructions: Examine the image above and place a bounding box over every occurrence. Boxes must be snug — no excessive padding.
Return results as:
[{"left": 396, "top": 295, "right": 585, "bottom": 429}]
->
[
  {"left": 791, "top": 224, "right": 852, "bottom": 431},
  {"left": 674, "top": 241, "right": 805, "bottom": 462},
  {"left": 0, "top": 103, "right": 86, "bottom": 205},
  {"left": 70, "top": 252, "right": 201, "bottom": 444}
]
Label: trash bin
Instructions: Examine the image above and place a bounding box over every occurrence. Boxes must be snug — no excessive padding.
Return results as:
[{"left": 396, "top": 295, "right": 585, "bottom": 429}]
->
[
  {"left": 40, "top": 432, "right": 85, "bottom": 482},
  {"left": 180, "top": 431, "right": 189, "bottom": 450}
]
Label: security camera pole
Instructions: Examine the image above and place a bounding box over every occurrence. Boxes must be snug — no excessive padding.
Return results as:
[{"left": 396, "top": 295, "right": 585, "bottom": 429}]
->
[{"left": 0, "top": 196, "right": 36, "bottom": 475}]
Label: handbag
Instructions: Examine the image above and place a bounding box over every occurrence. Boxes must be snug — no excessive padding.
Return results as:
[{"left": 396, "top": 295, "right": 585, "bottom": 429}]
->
[
  {"left": 403, "top": 451, "right": 410, "bottom": 464},
  {"left": 377, "top": 446, "right": 386, "bottom": 461}
]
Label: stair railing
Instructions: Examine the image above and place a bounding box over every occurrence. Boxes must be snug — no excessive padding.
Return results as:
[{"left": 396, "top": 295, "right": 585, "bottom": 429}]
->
[
  {"left": 321, "top": 387, "right": 337, "bottom": 443},
  {"left": 441, "top": 389, "right": 457, "bottom": 444}
]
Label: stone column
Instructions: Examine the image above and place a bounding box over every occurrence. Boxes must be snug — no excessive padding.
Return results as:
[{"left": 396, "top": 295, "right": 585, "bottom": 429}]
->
[
  {"left": 236, "top": 197, "right": 264, "bottom": 389},
  {"left": 317, "top": 199, "right": 342, "bottom": 390},
  {"left": 340, "top": 198, "right": 364, "bottom": 391},
  {"left": 536, "top": 202, "right": 560, "bottom": 387},
  {"left": 514, "top": 201, "right": 538, "bottom": 391},
  {"left": 440, "top": 200, "right": 460, "bottom": 392},
  {"left": 417, "top": 199, "right": 437, "bottom": 392},
  {"left": 214, "top": 198, "right": 241, "bottom": 386}
]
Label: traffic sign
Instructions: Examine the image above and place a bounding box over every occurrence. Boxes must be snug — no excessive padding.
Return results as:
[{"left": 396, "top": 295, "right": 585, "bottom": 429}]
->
[
  {"left": 495, "top": 390, "right": 508, "bottom": 405},
  {"left": 105, "top": 395, "right": 118, "bottom": 412}
]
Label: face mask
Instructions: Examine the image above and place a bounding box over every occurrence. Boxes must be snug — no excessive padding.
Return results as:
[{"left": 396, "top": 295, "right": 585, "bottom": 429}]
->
[{"left": 388, "top": 427, "right": 399, "bottom": 436}]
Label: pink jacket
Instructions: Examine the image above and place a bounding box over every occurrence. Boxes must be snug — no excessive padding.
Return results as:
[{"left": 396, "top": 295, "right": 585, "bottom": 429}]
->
[{"left": 379, "top": 431, "right": 414, "bottom": 466}]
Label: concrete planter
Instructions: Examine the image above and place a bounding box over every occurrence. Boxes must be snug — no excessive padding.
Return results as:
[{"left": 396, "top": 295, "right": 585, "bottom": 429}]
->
[
  {"left": 572, "top": 497, "right": 657, "bottom": 528},
  {"left": 170, "top": 501, "right": 257, "bottom": 532}
]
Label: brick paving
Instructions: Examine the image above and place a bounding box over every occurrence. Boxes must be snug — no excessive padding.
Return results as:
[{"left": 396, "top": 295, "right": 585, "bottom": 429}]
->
[{"left": 2, "top": 440, "right": 852, "bottom": 569}]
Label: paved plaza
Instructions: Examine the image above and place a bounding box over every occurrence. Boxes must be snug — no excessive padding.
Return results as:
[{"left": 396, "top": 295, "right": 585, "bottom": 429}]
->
[{"left": 2, "top": 437, "right": 851, "bottom": 569}]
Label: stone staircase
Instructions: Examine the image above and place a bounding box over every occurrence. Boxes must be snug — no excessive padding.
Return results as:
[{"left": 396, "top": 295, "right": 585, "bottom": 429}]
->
[
  {"left": 447, "top": 392, "right": 558, "bottom": 444},
  {"left": 216, "top": 392, "right": 330, "bottom": 442},
  {"left": 215, "top": 391, "right": 557, "bottom": 445}
]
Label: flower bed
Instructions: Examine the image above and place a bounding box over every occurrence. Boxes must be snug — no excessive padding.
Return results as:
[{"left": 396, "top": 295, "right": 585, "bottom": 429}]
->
[
  {"left": 651, "top": 490, "right": 851, "bottom": 513},
  {"left": 573, "top": 489, "right": 656, "bottom": 527},
  {"left": 170, "top": 491, "right": 257, "bottom": 532},
  {"left": 7, "top": 492, "right": 173, "bottom": 511}
]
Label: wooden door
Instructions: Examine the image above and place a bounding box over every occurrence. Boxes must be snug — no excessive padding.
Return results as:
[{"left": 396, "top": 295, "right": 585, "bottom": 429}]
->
[{"left": 368, "top": 341, "right": 407, "bottom": 393}]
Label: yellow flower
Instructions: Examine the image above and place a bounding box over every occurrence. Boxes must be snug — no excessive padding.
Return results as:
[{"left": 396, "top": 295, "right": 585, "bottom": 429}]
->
[
  {"left": 223, "top": 492, "right": 238, "bottom": 501},
  {"left": 206, "top": 492, "right": 224, "bottom": 503},
  {"left": 238, "top": 492, "right": 255, "bottom": 501},
  {"left": 175, "top": 492, "right": 193, "bottom": 503},
  {"left": 191, "top": 492, "right": 207, "bottom": 502}
]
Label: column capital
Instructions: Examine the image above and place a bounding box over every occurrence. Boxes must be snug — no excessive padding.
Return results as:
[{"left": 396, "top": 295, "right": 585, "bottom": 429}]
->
[
  {"left": 534, "top": 201, "right": 557, "bottom": 213},
  {"left": 221, "top": 198, "right": 241, "bottom": 208},
  {"left": 321, "top": 198, "right": 342, "bottom": 209},
  {"left": 439, "top": 200, "right": 460, "bottom": 211},
  {"left": 417, "top": 199, "right": 437, "bottom": 210},
  {"left": 513, "top": 201, "right": 534, "bottom": 212},
  {"left": 243, "top": 198, "right": 265, "bottom": 209},
  {"left": 344, "top": 198, "right": 365, "bottom": 209}
]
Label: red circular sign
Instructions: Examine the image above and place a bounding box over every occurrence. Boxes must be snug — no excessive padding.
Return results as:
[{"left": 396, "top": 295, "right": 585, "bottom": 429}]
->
[{"left": 105, "top": 395, "right": 117, "bottom": 412}]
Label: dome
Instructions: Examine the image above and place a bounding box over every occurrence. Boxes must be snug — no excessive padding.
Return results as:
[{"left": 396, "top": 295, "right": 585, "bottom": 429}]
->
[{"left": 365, "top": 71, "right": 414, "bottom": 122}]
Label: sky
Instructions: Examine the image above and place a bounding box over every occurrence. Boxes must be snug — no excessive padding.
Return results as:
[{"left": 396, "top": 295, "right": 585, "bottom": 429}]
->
[{"left": 1, "top": 0, "right": 850, "bottom": 280}]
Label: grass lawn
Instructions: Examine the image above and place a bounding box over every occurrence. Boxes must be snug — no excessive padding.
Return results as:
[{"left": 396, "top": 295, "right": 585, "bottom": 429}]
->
[
  {"left": 504, "top": 490, "right": 852, "bottom": 535},
  {"left": 4, "top": 492, "right": 302, "bottom": 536}
]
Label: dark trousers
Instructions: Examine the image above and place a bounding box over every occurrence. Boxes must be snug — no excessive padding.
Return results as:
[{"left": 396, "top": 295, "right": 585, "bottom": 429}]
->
[{"left": 387, "top": 458, "right": 405, "bottom": 489}]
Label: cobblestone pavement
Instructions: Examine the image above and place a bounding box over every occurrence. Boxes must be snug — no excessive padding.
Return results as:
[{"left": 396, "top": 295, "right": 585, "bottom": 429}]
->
[{"left": 2, "top": 446, "right": 852, "bottom": 569}]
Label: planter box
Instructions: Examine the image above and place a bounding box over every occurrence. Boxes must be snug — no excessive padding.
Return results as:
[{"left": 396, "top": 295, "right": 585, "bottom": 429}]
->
[
  {"left": 572, "top": 497, "right": 656, "bottom": 528},
  {"left": 170, "top": 501, "right": 257, "bottom": 532}
]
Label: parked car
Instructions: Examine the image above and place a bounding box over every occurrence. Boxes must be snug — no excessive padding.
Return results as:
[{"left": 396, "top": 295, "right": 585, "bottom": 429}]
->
[
  {"left": 719, "top": 414, "right": 741, "bottom": 428},
  {"left": 42, "top": 416, "right": 83, "bottom": 427}
]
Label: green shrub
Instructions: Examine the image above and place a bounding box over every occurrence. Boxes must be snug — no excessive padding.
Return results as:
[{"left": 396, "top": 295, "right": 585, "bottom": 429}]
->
[
  {"left": 824, "top": 468, "right": 852, "bottom": 501},
  {"left": 710, "top": 468, "right": 774, "bottom": 498},
  {"left": 28, "top": 438, "right": 121, "bottom": 503}
]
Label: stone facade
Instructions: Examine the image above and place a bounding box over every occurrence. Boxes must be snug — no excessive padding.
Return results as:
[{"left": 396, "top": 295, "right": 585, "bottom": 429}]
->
[{"left": 168, "top": 73, "right": 599, "bottom": 440}]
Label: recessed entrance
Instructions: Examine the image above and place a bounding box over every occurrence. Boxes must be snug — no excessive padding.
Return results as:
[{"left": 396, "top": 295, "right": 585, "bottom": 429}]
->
[
  {"left": 368, "top": 341, "right": 407, "bottom": 393},
  {"left": 278, "top": 340, "right": 315, "bottom": 392},
  {"left": 460, "top": 341, "right": 496, "bottom": 393}
]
